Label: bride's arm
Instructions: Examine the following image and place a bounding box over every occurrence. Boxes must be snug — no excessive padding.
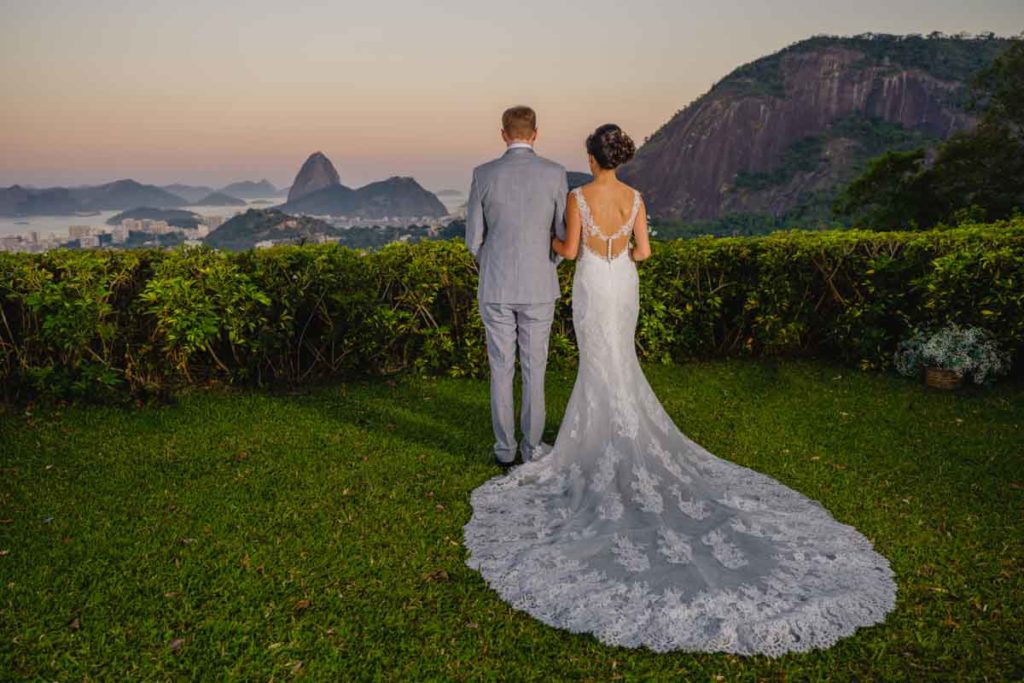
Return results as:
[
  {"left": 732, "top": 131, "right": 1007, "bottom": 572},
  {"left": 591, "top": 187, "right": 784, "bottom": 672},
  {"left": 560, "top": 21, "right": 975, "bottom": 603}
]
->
[
  {"left": 552, "top": 191, "right": 581, "bottom": 260},
  {"left": 630, "top": 197, "right": 652, "bottom": 262}
]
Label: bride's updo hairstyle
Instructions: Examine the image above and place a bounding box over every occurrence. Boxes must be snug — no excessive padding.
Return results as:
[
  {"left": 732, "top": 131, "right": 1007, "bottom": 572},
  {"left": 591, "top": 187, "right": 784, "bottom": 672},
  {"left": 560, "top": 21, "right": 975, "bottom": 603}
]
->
[{"left": 586, "top": 123, "right": 636, "bottom": 170}]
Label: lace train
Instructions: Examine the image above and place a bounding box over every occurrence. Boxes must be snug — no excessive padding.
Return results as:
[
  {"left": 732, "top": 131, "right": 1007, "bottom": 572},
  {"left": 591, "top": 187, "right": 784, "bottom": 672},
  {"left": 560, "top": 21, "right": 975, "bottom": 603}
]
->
[
  {"left": 463, "top": 421, "right": 898, "bottom": 655},
  {"left": 462, "top": 192, "right": 897, "bottom": 656}
]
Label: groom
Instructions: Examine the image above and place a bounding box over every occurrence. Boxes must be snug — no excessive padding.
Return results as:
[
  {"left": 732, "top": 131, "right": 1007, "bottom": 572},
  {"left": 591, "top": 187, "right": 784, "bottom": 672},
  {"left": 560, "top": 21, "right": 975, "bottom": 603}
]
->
[{"left": 465, "top": 105, "right": 568, "bottom": 469}]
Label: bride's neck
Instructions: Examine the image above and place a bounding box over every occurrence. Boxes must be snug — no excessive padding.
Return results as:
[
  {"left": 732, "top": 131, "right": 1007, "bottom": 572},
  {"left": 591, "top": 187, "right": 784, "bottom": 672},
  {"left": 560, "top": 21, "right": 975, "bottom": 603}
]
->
[{"left": 592, "top": 168, "right": 618, "bottom": 184}]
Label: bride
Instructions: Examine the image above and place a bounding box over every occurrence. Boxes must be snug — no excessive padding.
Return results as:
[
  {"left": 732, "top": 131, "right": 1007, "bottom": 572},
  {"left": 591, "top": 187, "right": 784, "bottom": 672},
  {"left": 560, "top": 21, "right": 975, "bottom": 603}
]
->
[{"left": 462, "top": 124, "right": 897, "bottom": 656}]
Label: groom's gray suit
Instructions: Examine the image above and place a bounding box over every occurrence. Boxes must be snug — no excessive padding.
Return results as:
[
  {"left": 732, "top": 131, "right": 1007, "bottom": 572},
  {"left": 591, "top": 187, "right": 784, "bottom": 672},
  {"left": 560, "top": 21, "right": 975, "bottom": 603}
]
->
[{"left": 466, "top": 144, "right": 568, "bottom": 464}]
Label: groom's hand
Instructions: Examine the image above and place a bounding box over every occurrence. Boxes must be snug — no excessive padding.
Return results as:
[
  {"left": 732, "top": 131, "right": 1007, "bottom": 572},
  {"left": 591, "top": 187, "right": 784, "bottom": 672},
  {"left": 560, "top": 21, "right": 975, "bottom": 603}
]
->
[{"left": 550, "top": 235, "right": 564, "bottom": 265}]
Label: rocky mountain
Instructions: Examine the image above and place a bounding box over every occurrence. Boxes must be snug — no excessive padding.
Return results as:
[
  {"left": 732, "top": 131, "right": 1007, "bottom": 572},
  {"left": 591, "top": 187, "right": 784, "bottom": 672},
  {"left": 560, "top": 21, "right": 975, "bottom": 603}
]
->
[
  {"left": 619, "top": 34, "right": 1015, "bottom": 225},
  {"left": 203, "top": 209, "right": 342, "bottom": 251},
  {"left": 107, "top": 207, "right": 203, "bottom": 229},
  {"left": 193, "top": 191, "right": 246, "bottom": 207},
  {"left": 0, "top": 179, "right": 188, "bottom": 216},
  {"left": 279, "top": 185, "right": 354, "bottom": 215},
  {"left": 287, "top": 152, "right": 341, "bottom": 203},
  {"left": 278, "top": 176, "right": 447, "bottom": 219},
  {"left": 219, "top": 179, "right": 281, "bottom": 199},
  {"left": 344, "top": 177, "right": 447, "bottom": 218},
  {"left": 162, "top": 184, "right": 216, "bottom": 203}
]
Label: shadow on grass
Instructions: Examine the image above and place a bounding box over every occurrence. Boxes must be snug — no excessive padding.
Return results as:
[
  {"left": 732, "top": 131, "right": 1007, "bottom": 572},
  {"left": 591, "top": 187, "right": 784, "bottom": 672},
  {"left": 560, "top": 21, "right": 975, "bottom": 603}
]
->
[{"left": 279, "top": 378, "right": 499, "bottom": 466}]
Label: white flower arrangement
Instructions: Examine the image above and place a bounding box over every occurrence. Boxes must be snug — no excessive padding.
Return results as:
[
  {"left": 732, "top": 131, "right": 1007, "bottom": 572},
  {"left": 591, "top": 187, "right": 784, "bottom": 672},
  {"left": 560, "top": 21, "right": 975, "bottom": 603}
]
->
[{"left": 894, "top": 322, "right": 1012, "bottom": 385}]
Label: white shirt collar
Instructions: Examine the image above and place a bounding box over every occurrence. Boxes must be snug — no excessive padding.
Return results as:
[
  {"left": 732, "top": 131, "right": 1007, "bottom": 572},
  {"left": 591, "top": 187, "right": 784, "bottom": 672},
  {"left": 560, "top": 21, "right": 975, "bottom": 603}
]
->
[{"left": 507, "top": 142, "right": 533, "bottom": 150}]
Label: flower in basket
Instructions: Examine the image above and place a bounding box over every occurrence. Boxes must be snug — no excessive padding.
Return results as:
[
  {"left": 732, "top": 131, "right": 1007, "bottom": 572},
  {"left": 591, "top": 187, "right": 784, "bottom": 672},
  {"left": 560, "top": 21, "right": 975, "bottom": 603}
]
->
[{"left": 894, "top": 322, "right": 1011, "bottom": 385}]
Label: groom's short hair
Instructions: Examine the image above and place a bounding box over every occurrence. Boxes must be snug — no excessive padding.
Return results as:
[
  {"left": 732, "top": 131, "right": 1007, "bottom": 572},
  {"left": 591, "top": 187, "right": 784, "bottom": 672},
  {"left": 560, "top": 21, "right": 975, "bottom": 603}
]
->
[{"left": 502, "top": 106, "right": 537, "bottom": 139}]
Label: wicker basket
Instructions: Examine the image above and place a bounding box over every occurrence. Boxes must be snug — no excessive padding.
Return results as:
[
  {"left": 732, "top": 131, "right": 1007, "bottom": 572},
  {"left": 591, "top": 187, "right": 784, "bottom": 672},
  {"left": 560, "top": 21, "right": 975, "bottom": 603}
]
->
[{"left": 924, "top": 366, "right": 964, "bottom": 390}]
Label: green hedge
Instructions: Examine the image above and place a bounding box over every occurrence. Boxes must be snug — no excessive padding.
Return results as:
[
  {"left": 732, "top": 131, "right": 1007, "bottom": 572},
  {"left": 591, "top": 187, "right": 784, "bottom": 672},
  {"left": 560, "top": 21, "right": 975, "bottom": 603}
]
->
[{"left": 1, "top": 219, "right": 1022, "bottom": 401}]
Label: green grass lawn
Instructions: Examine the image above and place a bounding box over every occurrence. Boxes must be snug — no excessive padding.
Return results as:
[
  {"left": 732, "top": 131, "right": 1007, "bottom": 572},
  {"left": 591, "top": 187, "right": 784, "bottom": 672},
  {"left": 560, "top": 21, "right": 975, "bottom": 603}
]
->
[{"left": 1, "top": 359, "right": 1022, "bottom": 681}]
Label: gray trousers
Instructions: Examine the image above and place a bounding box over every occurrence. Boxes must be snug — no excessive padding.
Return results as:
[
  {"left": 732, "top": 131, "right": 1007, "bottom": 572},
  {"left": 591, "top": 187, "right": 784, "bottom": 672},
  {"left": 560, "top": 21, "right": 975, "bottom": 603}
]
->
[{"left": 478, "top": 300, "right": 556, "bottom": 463}]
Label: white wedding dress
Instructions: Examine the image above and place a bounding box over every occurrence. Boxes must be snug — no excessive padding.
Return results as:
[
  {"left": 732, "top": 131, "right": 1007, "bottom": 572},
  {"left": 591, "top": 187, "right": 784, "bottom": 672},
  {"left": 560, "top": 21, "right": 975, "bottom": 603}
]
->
[{"left": 462, "top": 187, "right": 897, "bottom": 656}]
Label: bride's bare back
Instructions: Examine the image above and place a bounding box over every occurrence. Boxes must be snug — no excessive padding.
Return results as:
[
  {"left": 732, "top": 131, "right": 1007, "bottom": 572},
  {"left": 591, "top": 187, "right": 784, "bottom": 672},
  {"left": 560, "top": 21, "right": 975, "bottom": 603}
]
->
[{"left": 557, "top": 178, "right": 651, "bottom": 262}]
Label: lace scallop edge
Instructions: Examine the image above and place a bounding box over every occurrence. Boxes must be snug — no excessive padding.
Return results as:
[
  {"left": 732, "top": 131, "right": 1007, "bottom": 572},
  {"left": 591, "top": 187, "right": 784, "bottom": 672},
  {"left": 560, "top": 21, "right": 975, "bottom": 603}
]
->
[{"left": 462, "top": 474, "right": 899, "bottom": 657}]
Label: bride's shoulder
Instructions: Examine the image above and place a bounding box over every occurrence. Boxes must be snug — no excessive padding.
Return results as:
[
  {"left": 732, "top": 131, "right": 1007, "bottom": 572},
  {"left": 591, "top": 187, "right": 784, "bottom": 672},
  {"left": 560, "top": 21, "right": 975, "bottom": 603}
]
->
[
  {"left": 567, "top": 183, "right": 589, "bottom": 202},
  {"left": 618, "top": 181, "right": 642, "bottom": 197}
]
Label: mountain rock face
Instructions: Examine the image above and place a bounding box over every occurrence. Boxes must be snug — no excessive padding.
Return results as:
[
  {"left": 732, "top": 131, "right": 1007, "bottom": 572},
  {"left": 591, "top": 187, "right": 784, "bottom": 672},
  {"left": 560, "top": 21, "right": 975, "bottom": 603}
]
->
[
  {"left": 279, "top": 175, "right": 447, "bottom": 219},
  {"left": 619, "top": 35, "right": 1013, "bottom": 223},
  {"left": 287, "top": 153, "right": 341, "bottom": 203}
]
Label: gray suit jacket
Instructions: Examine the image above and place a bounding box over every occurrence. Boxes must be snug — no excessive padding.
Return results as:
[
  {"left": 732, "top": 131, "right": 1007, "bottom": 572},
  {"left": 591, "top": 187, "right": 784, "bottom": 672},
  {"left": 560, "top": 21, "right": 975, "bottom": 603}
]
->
[{"left": 466, "top": 147, "right": 568, "bottom": 303}]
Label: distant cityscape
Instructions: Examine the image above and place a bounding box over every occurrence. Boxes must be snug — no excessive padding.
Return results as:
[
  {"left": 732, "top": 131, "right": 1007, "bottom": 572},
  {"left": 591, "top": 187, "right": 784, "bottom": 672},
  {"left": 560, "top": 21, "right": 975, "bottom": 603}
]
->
[
  {"left": 0, "top": 196, "right": 466, "bottom": 253},
  {"left": 0, "top": 149, "right": 470, "bottom": 252},
  {"left": 0, "top": 210, "right": 466, "bottom": 253},
  {"left": 0, "top": 214, "right": 222, "bottom": 253}
]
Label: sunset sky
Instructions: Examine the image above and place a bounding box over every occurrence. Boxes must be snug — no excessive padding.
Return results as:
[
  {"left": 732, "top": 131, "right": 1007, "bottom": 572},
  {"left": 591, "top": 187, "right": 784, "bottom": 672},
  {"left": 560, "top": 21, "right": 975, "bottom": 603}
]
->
[{"left": 2, "top": 0, "right": 1022, "bottom": 192}]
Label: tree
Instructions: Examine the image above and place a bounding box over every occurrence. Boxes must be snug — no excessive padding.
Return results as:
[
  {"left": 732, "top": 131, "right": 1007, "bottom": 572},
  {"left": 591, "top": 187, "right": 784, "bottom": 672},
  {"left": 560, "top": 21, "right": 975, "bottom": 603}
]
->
[
  {"left": 970, "top": 38, "right": 1024, "bottom": 133},
  {"left": 834, "top": 39, "right": 1024, "bottom": 229},
  {"left": 833, "top": 150, "right": 937, "bottom": 230}
]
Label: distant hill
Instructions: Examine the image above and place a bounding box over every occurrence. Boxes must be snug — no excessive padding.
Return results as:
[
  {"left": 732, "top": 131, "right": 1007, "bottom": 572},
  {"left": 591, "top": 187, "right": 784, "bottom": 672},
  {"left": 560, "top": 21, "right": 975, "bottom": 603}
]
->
[
  {"left": 70, "top": 179, "right": 189, "bottom": 211},
  {"left": 218, "top": 179, "right": 280, "bottom": 199},
  {"left": 279, "top": 185, "right": 354, "bottom": 215},
  {"left": 162, "top": 184, "right": 216, "bottom": 203},
  {"left": 345, "top": 177, "right": 448, "bottom": 218},
  {"left": 192, "top": 191, "right": 246, "bottom": 207},
  {"left": 106, "top": 207, "right": 203, "bottom": 229},
  {"left": 619, "top": 33, "right": 1015, "bottom": 226},
  {"left": 277, "top": 151, "right": 447, "bottom": 218},
  {"left": 287, "top": 152, "right": 341, "bottom": 203},
  {"left": 278, "top": 176, "right": 447, "bottom": 219},
  {"left": 0, "top": 179, "right": 188, "bottom": 216},
  {"left": 204, "top": 208, "right": 342, "bottom": 251},
  {"left": 435, "top": 189, "right": 463, "bottom": 197},
  {"left": 0, "top": 186, "right": 78, "bottom": 216}
]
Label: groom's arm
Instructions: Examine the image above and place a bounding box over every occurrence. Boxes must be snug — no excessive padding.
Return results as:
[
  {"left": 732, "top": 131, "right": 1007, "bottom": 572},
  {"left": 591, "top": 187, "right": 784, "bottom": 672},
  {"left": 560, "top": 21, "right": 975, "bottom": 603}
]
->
[
  {"left": 465, "top": 168, "right": 485, "bottom": 261},
  {"left": 551, "top": 169, "right": 568, "bottom": 263},
  {"left": 554, "top": 170, "right": 568, "bottom": 240}
]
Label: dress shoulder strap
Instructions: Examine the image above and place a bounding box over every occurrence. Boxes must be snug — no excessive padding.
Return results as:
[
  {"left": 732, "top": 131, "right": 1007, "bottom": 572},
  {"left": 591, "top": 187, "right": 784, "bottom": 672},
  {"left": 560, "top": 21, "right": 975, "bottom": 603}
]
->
[
  {"left": 573, "top": 187, "right": 600, "bottom": 236},
  {"left": 626, "top": 189, "right": 641, "bottom": 230}
]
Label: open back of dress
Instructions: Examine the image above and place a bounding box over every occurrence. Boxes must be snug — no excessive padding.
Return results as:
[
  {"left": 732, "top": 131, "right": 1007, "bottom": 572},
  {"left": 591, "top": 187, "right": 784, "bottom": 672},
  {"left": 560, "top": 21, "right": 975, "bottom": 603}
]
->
[{"left": 575, "top": 186, "right": 641, "bottom": 262}]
